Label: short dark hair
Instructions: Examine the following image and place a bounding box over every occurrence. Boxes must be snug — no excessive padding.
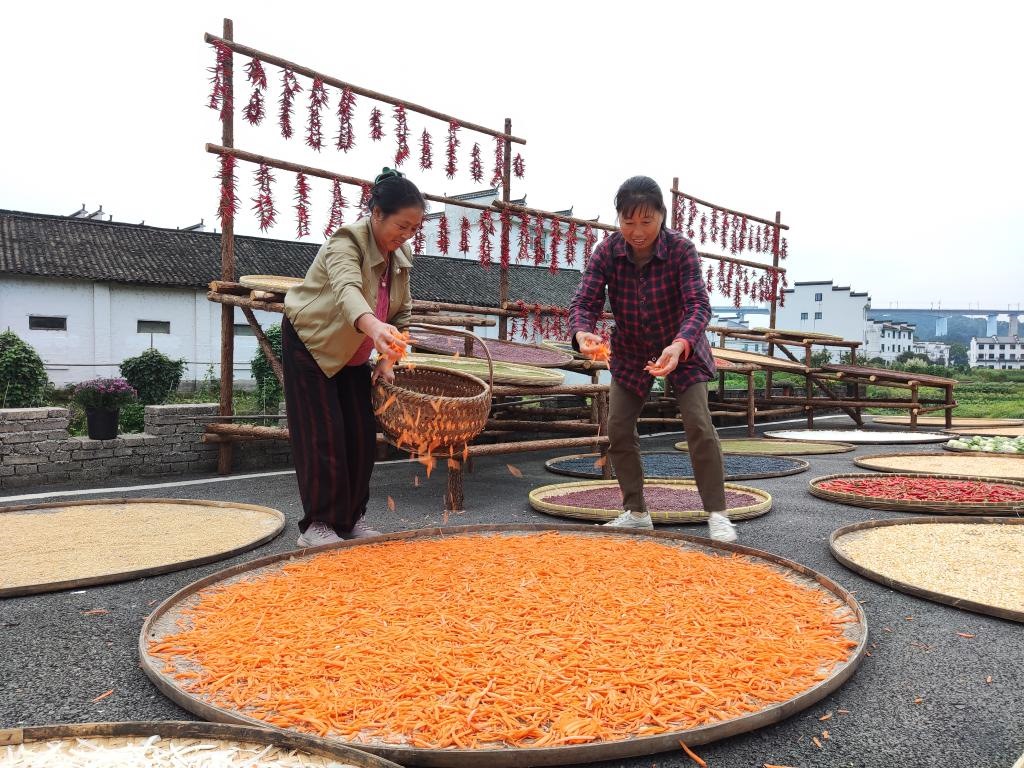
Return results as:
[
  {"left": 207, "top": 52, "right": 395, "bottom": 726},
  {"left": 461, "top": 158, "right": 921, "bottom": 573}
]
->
[
  {"left": 614, "top": 176, "right": 667, "bottom": 224},
  {"left": 369, "top": 168, "right": 427, "bottom": 217}
]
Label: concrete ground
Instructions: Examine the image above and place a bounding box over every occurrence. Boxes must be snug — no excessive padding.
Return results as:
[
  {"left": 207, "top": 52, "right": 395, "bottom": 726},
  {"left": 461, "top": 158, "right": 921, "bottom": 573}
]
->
[{"left": 2, "top": 416, "right": 1022, "bottom": 768}]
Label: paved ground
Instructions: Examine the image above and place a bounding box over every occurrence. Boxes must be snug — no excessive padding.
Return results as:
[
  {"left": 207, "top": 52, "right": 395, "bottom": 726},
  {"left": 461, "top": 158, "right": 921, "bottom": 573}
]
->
[{"left": 2, "top": 417, "right": 1022, "bottom": 768}]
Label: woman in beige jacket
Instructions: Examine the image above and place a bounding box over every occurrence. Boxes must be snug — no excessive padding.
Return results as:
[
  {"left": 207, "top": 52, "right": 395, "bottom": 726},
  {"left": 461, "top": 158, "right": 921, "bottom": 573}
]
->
[{"left": 283, "top": 169, "right": 425, "bottom": 548}]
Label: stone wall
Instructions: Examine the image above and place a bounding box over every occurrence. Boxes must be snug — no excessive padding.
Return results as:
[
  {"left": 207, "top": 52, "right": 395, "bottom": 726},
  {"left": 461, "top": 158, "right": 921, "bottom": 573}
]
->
[{"left": 0, "top": 404, "right": 291, "bottom": 492}]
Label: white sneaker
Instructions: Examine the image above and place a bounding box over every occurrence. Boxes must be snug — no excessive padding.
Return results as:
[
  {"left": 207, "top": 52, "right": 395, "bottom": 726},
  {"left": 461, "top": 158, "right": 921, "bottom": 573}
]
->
[
  {"left": 344, "top": 519, "right": 382, "bottom": 539},
  {"left": 297, "top": 521, "right": 343, "bottom": 548},
  {"left": 603, "top": 509, "right": 654, "bottom": 529},
  {"left": 707, "top": 512, "right": 738, "bottom": 542}
]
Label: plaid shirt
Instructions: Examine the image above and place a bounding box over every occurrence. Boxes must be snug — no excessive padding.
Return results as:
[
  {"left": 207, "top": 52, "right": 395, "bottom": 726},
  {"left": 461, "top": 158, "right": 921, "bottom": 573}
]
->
[{"left": 569, "top": 228, "right": 716, "bottom": 397}]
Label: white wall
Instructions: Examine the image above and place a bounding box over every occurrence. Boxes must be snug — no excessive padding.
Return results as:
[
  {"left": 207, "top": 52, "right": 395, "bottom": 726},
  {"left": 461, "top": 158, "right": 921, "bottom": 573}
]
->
[
  {"left": 864, "top": 321, "right": 915, "bottom": 363},
  {"left": 970, "top": 337, "right": 1024, "bottom": 369},
  {"left": 775, "top": 282, "right": 871, "bottom": 361},
  {"left": 1, "top": 274, "right": 279, "bottom": 387}
]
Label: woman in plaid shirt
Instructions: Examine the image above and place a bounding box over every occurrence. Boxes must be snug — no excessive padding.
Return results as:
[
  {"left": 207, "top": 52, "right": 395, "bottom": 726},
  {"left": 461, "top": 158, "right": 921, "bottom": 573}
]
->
[{"left": 570, "top": 176, "right": 736, "bottom": 541}]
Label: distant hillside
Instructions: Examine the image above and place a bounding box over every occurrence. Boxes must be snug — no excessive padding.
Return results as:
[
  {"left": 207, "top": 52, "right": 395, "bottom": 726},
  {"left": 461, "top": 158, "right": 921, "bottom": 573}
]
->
[{"left": 866, "top": 311, "right": 1010, "bottom": 345}]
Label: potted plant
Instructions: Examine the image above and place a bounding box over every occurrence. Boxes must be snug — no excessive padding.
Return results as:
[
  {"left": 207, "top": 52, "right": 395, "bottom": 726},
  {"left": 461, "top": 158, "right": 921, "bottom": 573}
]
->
[{"left": 72, "top": 378, "right": 138, "bottom": 440}]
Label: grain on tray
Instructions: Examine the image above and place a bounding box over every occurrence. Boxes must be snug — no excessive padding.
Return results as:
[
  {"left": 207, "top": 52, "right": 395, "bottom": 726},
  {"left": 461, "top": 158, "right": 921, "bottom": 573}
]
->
[
  {"left": 148, "top": 532, "right": 857, "bottom": 751},
  {"left": 834, "top": 525, "right": 1024, "bottom": 612},
  {"left": 858, "top": 454, "right": 1024, "bottom": 480},
  {"left": 2, "top": 735, "right": 358, "bottom": 767},
  {"left": 550, "top": 486, "right": 760, "bottom": 511}
]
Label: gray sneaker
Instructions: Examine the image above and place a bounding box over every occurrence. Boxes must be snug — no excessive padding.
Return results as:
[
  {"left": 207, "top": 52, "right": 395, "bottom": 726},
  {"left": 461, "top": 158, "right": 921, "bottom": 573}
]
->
[
  {"left": 707, "top": 512, "right": 738, "bottom": 542},
  {"left": 344, "top": 519, "right": 382, "bottom": 539},
  {"left": 603, "top": 509, "right": 654, "bottom": 529},
  {"left": 297, "top": 521, "right": 343, "bottom": 548}
]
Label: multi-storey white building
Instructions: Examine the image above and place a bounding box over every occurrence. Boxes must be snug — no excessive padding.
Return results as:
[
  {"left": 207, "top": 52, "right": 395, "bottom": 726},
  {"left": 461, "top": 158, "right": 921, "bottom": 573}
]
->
[
  {"left": 863, "top": 321, "right": 915, "bottom": 363},
  {"left": 775, "top": 281, "right": 872, "bottom": 361},
  {"left": 911, "top": 340, "right": 951, "bottom": 365},
  {"left": 970, "top": 336, "right": 1024, "bottom": 369}
]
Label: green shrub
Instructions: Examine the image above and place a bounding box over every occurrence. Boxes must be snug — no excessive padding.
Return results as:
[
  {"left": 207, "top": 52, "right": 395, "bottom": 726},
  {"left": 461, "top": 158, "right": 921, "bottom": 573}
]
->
[
  {"left": 250, "top": 323, "right": 283, "bottom": 409},
  {"left": 0, "top": 330, "right": 49, "bottom": 407},
  {"left": 120, "top": 348, "right": 186, "bottom": 404},
  {"left": 119, "top": 403, "right": 146, "bottom": 433}
]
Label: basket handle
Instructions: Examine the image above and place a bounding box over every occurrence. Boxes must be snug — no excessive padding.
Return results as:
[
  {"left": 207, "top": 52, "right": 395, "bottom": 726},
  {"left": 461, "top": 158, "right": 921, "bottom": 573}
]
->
[{"left": 407, "top": 323, "right": 494, "bottom": 392}]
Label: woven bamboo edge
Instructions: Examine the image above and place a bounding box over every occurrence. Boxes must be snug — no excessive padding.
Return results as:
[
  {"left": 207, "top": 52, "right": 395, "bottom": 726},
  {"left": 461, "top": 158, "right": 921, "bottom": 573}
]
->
[
  {"left": 807, "top": 473, "right": 1024, "bottom": 514},
  {"left": 873, "top": 416, "right": 1023, "bottom": 428},
  {"left": 0, "top": 721, "right": 401, "bottom": 767},
  {"left": 676, "top": 439, "right": 857, "bottom": 456},
  {"left": 539, "top": 339, "right": 585, "bottom": 359},
  {"left": 405, "top": 353, "right": 564, "bottom": 387},
  {"left": 765, "top": 430, "right": 950, "bottom": 445},
  {"left": 943, "top": 427, "right": 1024, "bottom": 438},
  {"left": 528, "top": 480, "right": 772, "bottom": 523},
  {"left": 139, "top": 524, "right": 866, "bottom": 767},
  {"left": 829, "top": 516, "right": 1024, "bottom": 624},
  {"left": 0, "top": 498, "right": 285, "bottom": 598},
  {"left": 942, "top": 444, "right": 1024, "bottom": 456},
  {"left": 853, "top": 452, "right": 1024, "bottom": 481},
  {"left": 411, "top": 337, "right": 574, "bottom": 368},
  {"left": 544, "top": 452, "right": 809, "bottom": 481}
]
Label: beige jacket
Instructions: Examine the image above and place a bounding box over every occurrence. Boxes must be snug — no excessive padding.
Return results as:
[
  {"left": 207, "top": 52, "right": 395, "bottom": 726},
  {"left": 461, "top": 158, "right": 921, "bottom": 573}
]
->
[{"left": 284, "top": 217, "right": 413, "bottom": 377}]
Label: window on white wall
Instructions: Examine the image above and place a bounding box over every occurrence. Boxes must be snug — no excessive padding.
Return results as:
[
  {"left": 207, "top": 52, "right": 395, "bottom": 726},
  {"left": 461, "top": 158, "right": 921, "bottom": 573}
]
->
[
  {"left": 137, "top": 320, "right": 171, "bottom": 334},
  {"left": 234, "top": 324, "right": 255, "bottom": 337},
  {"left": 814, "top": 292, "right": 823, "bottom": 302},
  {"left": 814, "top": 312, "right": 823, "bottom": 320},
  {"left": 800, "top": 312, "right": 808, "bottom": 320},
  {"left": 29, "top": 316, "right": 67, "bottom": 331}
]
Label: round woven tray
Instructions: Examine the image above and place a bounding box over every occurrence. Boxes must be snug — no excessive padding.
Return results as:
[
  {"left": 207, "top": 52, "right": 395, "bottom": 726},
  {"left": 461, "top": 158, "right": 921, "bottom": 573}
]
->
[
  {"left": 529, "top": 480, "right": 772, "bottom": 523},
  {"left": 830, "top": 516, "right": 1024, "bottom": 623},
  {"left": 411, "top": 332, "right": 574, "bottom": 368},
  {"left": 750, "top": 326, "right": 845, "bottom": 341},
  {"left": 140, "top": 525, "right": 864, "bottom": 767},
  {"left": 372, "top": 364, "right": 490, "bottom": 456},
  {"left": 676, "top": 437, "right": 856, "bottom": 455},
  {"left": 943, "top": 441, "right": 1024, "bottom": 456},
  {"left": 808, "top": 472, "right": 1024, "bottom": 514},
  {"left": 872, "top": 416, "right": 1023, "bottom": 428},
  {"left": 854, "top": 452, "right": 1024, "bottom": 481},
  {"left": 765, "top": 428, "right": 949, "bottom": 445},
  {"left": 539, "top": 339, "right": 584, "bottom": 359},
  {"left": 0, "top": 498, "right": 284, "bottom": 598},
  {"left": 545, "top": 452, "right": 809, "bottom": 481},
  {"left": 406, "top": 352, "right": 564, "bottom": 386},
  {"left": 943, "top": 425, "right": 1024, "bottom": 437},
  {"left": 1, "top": 721, "right": 399, "bottom": 767},
  {"left": 710, "top": 348, "right": 808, "bottom": 372},
  {"left": 238, "top": 274, "right": 303, "bottom": 293}
]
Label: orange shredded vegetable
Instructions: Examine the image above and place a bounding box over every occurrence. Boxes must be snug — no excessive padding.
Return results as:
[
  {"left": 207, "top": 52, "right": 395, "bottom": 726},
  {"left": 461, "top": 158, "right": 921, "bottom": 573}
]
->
[{"left": 149, "top": 533, "right": 857, "bottom": 750}]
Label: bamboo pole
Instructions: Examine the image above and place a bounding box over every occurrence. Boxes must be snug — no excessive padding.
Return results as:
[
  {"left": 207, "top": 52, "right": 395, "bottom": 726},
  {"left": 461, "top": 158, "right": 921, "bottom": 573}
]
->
[
  {"left": 209, "top": 280, "right": 251, "bottom": 296},
  {"left": 670, "top": 187, "right": 790, "bottom": 230},
  {"left": 217, "top": 18, "right": 236, "bottom": 476},
  {"left": 408, "top": 314, "right": 496, "bottom": 327},
  {"left": 491, "top": 383, "right": 608, "bottom": 397},
  {"left": 466, "top": 435, "right": 609, "bottom": 457},
  {"left": 207, "top": 423, "right": 289, "bottom": 439},
  {"left": 208, "top": 291, "right": 284, "bottom": 313},
  {"left": 205, "top": 34, "right": 525, "bottom": 144},
  {"left": 499, "top": 116, "right": 512, "bottom": 341}
]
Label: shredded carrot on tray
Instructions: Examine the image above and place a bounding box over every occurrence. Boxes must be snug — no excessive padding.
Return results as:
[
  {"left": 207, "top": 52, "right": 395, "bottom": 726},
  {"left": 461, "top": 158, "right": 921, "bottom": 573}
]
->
[{"left": 149, "top": 532, "right": 857, "bottom": 750}]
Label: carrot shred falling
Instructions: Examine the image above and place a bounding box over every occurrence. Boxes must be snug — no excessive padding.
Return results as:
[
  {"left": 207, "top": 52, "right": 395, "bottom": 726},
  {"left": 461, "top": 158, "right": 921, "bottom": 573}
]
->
[{"left": 149, "top": 533, "right": 857, "bottom": 750}]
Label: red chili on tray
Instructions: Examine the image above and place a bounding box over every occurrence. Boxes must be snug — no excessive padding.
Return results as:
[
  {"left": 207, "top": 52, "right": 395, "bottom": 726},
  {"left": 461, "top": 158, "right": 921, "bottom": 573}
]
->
[{"left": 817, "top": 476, "right": 1024, "bottom": 503}]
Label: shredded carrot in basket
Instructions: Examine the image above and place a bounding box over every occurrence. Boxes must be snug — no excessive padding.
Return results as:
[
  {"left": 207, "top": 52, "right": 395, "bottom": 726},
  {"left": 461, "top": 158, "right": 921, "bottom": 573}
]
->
[{"left": 149, "top": 533, "right": 857, "bottom": 751}]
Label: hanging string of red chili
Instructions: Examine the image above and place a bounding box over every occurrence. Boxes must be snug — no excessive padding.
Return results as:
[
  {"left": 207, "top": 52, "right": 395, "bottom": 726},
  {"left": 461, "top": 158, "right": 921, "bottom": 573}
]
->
[
  {"left": 517, "top": 214, "right": 531, "bottom": 263},
  {"left": 499, "top": 208, "right": 512, "bottom": 270},
  {"left": 323, "top": 179, "right": 346, "bottom": 238},
  {"left": 252, "top": 163, "right": 276, "bottom": 231},
  {"left": 564, "top": 221, "right": 578, "bottom": 267},
  {"left": 672, "top": 195, "right": 684, "bottom": 231},
  {"left": 459, "top": 216, "right": 471, "bottom": 254},
  {"left": 445, "top": 121, "right": 460, "bottom": 179},
  {"left": 478, "top": 210, "right": 494, "bottom": 268},
  {"left": 469, "top": 142, "right": 483, "bottom": 184},
  {"left": 491, "top": 137, "right": 505, "bottom": 188},
  {"left": 583, "top": 224, "right": 597, "bottom": 268},
  {"left": 512, "top": 153, "right": 525, "bottom": 179},
  {"left": 294, "top": 172, "right": 311, "bottom": 238},
  {"left": 305, "top": 78, "right": 329, "bottom": 151},
  {"left": 436, "top": 213, "right": 450, "bottom": 255},
  {"left": 278, "top": 70, "right": 302, "bottom": 140},
  {"left": 413, "top": 225, "right": 425, "bottom": 254},
  {"left": 243, "top": 57, "right": 266, "bottom": 125},
  {"left": 533, "top": 216, "right": 545, "bottom": 266},
  {"left": 549, "top": 220, "right": 562, "bottom": 274},
  {"left": 216, "top": 154, "right": 238, "bottom": 225},
  {"left": 335, "top": 87, "right": 356, "bottom": 152},
  {"left": 780, "top": 236, "right": 789, "bottom": 260},
  {"left": 419, "top": 129, "right": 433, "bottom": 170},
  {"left": 738, "top": 217, "right": 747, "bottom": 254},
  {"left": 393, "top": 104, "right": 410, "bottom": 166},
  {"left": 699, "top": 213, "right": 708, "bottom": 244},
  {"left": 755, "top": 225, "right": 763, "bottom": 253},
  {"left": 710, "top": 209, "right": 719, "bottom": 244},
  {"left": 359, "top": 183, "right": 372, "bottom": 216},
  {"left": 207, "top": 41, "right": 233, "bottom": 122},
  {"left": 369, "top": 107, "right": 384, "bottom": 141}
]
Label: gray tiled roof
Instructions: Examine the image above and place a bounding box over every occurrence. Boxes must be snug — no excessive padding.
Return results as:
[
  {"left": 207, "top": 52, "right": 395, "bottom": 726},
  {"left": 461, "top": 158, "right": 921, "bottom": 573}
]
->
[{"left": 0, "top": 209, "right": 584, "bottom": 309}]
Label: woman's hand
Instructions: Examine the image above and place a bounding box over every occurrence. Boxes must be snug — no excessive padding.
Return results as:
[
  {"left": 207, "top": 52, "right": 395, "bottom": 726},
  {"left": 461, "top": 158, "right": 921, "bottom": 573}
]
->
[
  {"left": 371, "top": 356, "right": 396, "bottom": 385},
  {"left": 645, "top": 339, "right": 691, "bottom": 377},
  {"left": 575, "top": 331, "right": 604, "bottom": 357},
  {"left": 357, "top": 314, "right": 405, "bottom": 357}
]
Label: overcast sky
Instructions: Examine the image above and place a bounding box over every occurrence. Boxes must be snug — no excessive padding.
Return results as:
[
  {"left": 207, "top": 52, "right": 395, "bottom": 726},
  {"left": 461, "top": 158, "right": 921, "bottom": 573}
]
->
[{"left": 2, "top": 2, "right": 1021, "bottom": 311}]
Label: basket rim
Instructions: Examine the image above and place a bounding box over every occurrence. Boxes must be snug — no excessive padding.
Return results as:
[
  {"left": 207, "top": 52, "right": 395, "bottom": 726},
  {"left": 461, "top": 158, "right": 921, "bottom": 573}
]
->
[{"left": 376, "top": 363, "right": 490, "bottom": 401}]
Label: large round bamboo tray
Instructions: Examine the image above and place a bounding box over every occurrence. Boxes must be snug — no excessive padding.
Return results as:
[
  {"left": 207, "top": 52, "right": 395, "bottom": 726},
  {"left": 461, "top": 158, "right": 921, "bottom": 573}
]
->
[
  {"left": 854, "top": 452, "right": 1024, "bottom": 481},
  {"left": 411, "top": 332, "right": 573, "bottom": 368},
  {"left": 750, "top": 326, "right": 845, "bottom": 341},
  {"left": 872, "top": 416, "right": 1023, "bottom": 428},
  {"left": 808, "top": 473, "right": 1024, "bottom": 514},
  {"left": 944, "top": 425, "right": 1024, "bottom": 438},
  {"left": 830, "top": 516, "right": 1024, "bottom": 623},
  {"left": 710, "top": 348, "right": 808, "bottom": 372},
  {"left": 545, "top": 452, "right": 808, "bottom": 481},
  {"left": 0, "top": 721, "right": 399, "bottom": 767},
  {"left": 539, "top": 339, "right": 583, "bottom": 359},
  {"left": 0, "top": 499, "right": 284, "bottom": 598},
  {"left": 238, "top": 274, "right": 303, "bottom": 293},
  {"left": 676, "top": 437, "right": 856, "bottom": 455},
  {"left": 529, "top": 480, "right": 772, "bottom": 523},
  {"left": 406, "top": 352, "right": 564, "bottom": 386},
  {"left": 140, "top": 524, "right": 865, "bottom": 767},
  {"left": 765, "top": 428, "right": 949, "bottom": 444}
]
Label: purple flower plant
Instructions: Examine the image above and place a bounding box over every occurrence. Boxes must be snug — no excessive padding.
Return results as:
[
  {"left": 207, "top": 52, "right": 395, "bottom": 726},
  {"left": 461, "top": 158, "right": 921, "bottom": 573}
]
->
[{"left": 72, "top": 377, "right": 138, "bottom": 409}]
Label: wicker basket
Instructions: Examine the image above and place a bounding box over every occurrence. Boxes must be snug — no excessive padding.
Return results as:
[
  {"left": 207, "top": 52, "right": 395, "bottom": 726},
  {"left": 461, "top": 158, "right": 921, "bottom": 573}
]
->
[{"left": 372, "top": 325, "right": 493, "bottom": 455}]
